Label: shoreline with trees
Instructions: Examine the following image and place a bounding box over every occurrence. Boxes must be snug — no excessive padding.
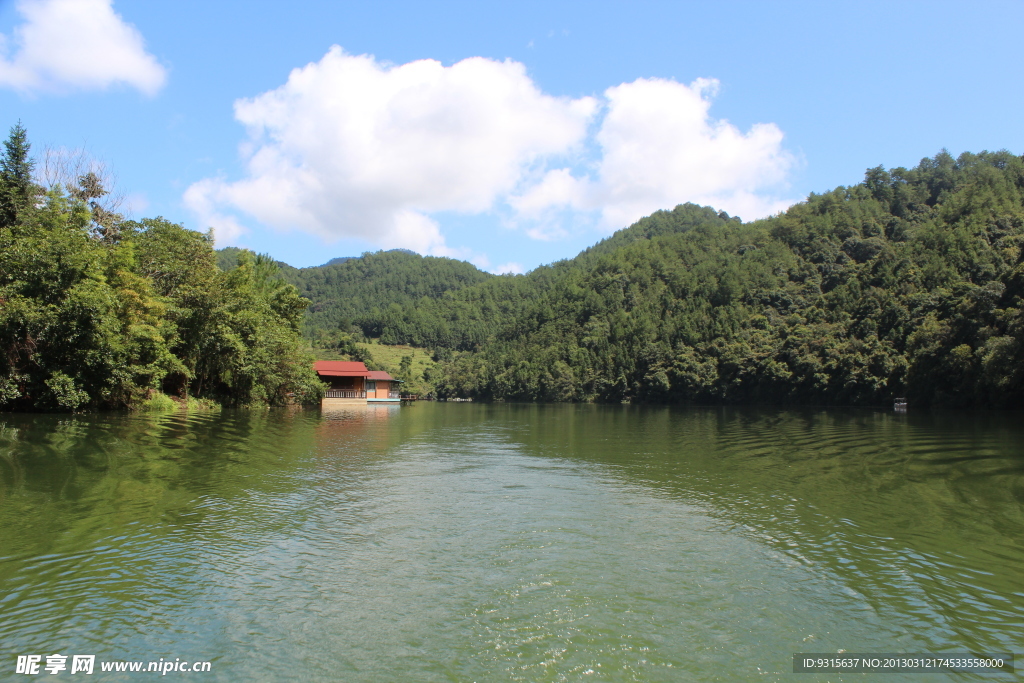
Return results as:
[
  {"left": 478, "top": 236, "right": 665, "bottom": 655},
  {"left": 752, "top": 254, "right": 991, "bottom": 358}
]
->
[
  {"left": 4, "top": 122, "right": 1023, "bottom": 411},
  {"left": 0, "top": 124, "right": 323, "bottom": 411}
]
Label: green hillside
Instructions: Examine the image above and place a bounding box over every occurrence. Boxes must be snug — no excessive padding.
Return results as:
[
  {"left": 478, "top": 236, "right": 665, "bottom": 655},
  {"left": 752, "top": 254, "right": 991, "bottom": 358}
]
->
[
  {"left": 217, "top": 247, "right": 494, "bottom": 345},
  {"left": 355, "top": 150, "right": 1024, "bottom": 408},
  {"left": 213, "top": 148, "right": 1024, "bottom": 409}
]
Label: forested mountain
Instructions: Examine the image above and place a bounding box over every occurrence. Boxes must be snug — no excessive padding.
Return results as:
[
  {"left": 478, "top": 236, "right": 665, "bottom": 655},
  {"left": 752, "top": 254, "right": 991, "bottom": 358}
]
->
[
  {"left": 0, "top": 125, "right": 322, "bottom": 411},
  {"left": 215, "top": 246, "right": 300, "bottom": 281},
  {"left": 295, "top": 249, "right": 494, "bottom": 341},
  {"left": 325, "top": 150, "right": 1024, "bottom": 408},
  {"left": 217, "top": 248, "right": 496, "bottom": 344}
]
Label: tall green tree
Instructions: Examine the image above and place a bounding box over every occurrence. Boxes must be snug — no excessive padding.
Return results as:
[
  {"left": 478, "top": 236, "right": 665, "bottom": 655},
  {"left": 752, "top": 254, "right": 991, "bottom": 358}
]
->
[{"left": 0, "top": 122, "right": 35, "bottom": 229}]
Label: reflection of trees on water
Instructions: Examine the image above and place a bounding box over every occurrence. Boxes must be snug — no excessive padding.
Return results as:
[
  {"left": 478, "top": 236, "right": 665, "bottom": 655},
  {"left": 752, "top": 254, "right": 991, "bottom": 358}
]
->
[
  {"left": 0, "top": 405, "right": 434, "bottom": 558},
  {"left": 0, "top": 409, "right": 322, "bottom": 557}
]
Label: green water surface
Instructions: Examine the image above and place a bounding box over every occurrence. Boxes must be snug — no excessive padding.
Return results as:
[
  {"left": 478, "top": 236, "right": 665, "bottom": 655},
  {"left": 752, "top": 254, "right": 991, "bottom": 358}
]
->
[{"left": 1, "top": 404, "right": 1021, "bottom": 681}]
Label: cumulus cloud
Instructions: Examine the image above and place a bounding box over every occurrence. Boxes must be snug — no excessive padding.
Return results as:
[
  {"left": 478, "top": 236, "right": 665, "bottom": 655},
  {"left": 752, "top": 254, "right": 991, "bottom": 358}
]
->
[
  {"left": 187, "top": 49, "right": 796, "bottom": 257},
  {"left": 187, "top": 47, "right": 596, "bottom": 253},
  {"left": 181, "top": 179, "right": 249, "bottom": 245},
  {"left": 510, "top": 77, "right": 796, "bottom": 226},
  {"left": 0, "top": 0, "right": 165, "bottom": 95}
]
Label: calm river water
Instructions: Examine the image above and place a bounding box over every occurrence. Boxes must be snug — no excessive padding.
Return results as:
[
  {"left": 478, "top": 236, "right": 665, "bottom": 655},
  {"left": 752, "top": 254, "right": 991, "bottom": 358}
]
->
[{"left": 0, "top": 404, "right": 1021, "bottom": 681}]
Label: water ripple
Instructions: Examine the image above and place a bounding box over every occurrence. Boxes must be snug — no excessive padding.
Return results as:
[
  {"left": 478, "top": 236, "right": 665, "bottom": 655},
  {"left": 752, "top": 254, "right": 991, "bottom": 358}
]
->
[{"left": 0, "top": 405, "right": 1021, "bottom": 681}]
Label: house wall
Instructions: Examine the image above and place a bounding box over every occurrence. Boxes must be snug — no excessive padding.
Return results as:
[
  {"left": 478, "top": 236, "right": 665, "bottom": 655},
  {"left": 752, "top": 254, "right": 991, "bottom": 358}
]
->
[
  {"left": 367, "top": 380, "right": 401, "bottom": 401},
  {"left": 317, "top": 373, "right": 399, "bottom": 405},
  {"left": 368, "top": 380, "right": 387, "bottom": 399}
]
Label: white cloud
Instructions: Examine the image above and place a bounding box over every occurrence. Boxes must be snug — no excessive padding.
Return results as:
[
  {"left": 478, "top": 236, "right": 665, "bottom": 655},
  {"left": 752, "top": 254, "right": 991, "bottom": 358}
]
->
[
  {"left": 463, "top": 253, "right": 523, "bottom": 275},
  {"left": 187, "top": 47, "right": 596, "bottom": 253},
  {"left": 181, "top": 178, "right": 248, "bottom": 244},
  {"left": 510, "top": 77, "right": 796, "bottom": 226},
  {"left": 0, "top": 0, "right": 165, "bottom": 95},
  {"left": 187, "top": 50, "right": 796, "bottom": 259},
  {"left": 493, "top": 262, "right": 524, "bottom": 275}
]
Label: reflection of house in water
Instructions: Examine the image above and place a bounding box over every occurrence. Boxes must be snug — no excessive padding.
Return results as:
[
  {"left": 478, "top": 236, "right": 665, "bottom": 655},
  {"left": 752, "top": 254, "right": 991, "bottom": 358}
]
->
[
  {"left": 314, "top": 361, "right": 402, "bottom": 407},
  {"left": 315, "top": 402, "right": 400, "bottom": 459}
]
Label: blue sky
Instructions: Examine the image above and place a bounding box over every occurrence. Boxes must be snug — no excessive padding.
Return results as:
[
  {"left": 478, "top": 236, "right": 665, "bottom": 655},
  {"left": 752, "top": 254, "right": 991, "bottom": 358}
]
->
[{"left": 2, "top": 0, "right": 1022, "bottom": 272}]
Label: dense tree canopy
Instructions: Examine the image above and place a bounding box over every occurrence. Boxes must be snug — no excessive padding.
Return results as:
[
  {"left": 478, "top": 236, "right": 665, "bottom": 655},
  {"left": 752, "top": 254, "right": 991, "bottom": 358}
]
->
[
  {"left": 0, "top": 126, "right": 322, "bottom": 411},
  {"left": 293, "top": 248, "right": 493, "bottom": 341}
]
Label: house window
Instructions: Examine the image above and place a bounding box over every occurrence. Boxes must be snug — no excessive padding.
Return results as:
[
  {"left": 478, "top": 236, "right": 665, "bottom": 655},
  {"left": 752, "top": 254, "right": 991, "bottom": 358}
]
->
[{"left": 366, "top": 381, "right": 376, "bottom": 392}]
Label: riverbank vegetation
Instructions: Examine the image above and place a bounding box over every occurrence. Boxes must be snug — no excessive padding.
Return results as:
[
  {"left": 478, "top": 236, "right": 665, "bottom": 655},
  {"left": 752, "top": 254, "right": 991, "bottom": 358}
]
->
[{"left": 0, "top": 124, "right": 322, "bottom": 411}]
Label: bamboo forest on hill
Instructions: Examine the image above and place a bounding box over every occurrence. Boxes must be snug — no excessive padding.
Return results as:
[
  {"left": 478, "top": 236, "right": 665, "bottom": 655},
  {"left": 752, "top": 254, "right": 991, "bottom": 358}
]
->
[{"left": 4, "top": 120, "right": 1024, "bottom": 410}]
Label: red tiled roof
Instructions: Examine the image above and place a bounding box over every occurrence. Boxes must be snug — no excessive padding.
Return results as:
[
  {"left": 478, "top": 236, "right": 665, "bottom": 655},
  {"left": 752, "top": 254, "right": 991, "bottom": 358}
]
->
[
  {"left": 314, "top": 361, "right": 369, "bottom": 377},
  {"left": 313, "top": 362, "right": 404, "bottom": 381}
]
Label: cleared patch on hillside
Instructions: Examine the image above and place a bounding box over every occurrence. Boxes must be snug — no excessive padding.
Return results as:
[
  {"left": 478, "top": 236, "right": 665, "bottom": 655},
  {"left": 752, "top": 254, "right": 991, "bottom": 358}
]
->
[{"left": 314, "top": 340, "right": 436, "bottom": 396}]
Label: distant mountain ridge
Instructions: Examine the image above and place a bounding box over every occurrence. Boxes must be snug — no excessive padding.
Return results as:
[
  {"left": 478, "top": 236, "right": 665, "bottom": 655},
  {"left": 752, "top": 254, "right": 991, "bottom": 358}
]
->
[
  {"left": 216, "top": 248, "right": 425, "bottom": 273},
  {"left": 215, "top": 247, "right": 494, "bottom": 341}
]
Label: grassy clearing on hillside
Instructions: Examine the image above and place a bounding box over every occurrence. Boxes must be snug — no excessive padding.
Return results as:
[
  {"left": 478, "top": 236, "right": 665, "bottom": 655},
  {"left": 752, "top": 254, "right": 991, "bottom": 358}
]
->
[
  {"left": 360, "top": 340, "right": 436, "bottom": 396},
  {"left": 314, "top": 340, "right": 436, "bottom": 396}
]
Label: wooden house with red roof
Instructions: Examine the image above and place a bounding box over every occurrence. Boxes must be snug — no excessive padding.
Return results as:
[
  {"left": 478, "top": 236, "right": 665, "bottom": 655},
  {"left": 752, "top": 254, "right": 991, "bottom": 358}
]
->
[{"left": 315, "top": 361, "right": 401, "bottom": 406}]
